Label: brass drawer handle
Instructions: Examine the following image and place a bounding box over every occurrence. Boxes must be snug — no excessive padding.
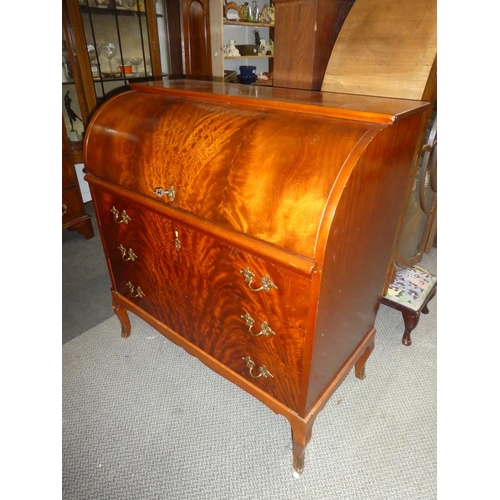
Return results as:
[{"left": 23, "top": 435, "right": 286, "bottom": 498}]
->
[
  {"left": 174, "top": 230, "right": 181, "bottom": 251},
  {"left": 155, "top": 186, "right": 176, "bottom": 202},
  {"left": 241, "top": 313, "right": 276, "bottom": 338},
  {"left": 242, "top": 356, "right": 273, "bottom": 379},
  {"left": 110, "top": 206, "right": 131, "bottom": 224},
  {"left": 240, "top": 267, "right": 278, "bottom": 293},
  {"left": 118, "top": 244, "right": 138, "bottom": 262},
  {"left": 126, "top": 281, "right": 145, "bottom": 299},
  {"left": 62, "top": 204, "right": 67, "bottom": 216}
]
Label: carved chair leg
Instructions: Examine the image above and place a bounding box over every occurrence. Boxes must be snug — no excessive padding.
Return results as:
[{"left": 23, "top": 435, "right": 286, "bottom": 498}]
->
[{"left": 401, "top": 311, "right": 419, "bottom": 346}]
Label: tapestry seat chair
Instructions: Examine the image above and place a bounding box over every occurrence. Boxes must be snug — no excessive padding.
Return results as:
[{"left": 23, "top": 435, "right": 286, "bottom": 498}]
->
[{"left": 381, "top": 265, "right": 437, "bottom": 346}]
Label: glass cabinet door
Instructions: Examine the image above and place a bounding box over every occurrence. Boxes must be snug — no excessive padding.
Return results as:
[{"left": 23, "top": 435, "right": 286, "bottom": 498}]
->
[
  {"left": 63, "top": 0, "right": 169, "bottom": 141},
  {"left": 62, "top": 27, "right": 86, "bottom": 142}
]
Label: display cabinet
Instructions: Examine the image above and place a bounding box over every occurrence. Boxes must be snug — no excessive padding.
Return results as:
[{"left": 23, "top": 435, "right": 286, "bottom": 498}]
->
[
  {"left": 62, "top": 119, "right": 94, "bottom": 239},
  {"left": 62, "top": 0, "right": 171, "bottom": 144},
  {"left": 210, "top": 1, "right": 275, "bottom": 84}
]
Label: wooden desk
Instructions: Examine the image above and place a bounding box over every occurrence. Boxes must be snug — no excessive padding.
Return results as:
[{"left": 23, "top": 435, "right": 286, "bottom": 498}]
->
[{"left": 84, "top": 80, "right": 429, "bottom": 473}]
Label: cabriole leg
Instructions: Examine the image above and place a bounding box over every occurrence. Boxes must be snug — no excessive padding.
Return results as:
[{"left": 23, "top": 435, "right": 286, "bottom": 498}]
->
[
  {"left": 355, "top": 338, "right": 374, "bottom": 380},
  {"left": 112, "top": 292, "right": 131, "bottom": 338},
  {"left": 401, "top": 312, "right": 419, "bottom": 346}
]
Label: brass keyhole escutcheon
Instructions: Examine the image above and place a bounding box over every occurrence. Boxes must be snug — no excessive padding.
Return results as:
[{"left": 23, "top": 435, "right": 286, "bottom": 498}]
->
[{"left": 174, "top": 230, "right": 181, "bottom": 252}]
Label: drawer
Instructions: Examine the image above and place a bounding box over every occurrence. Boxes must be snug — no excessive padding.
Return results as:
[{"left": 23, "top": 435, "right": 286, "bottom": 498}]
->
[
  {"left": 92, "top": 190, "right": 173, "bottom": 241},
  {"left": 189, "top": 315, "right": 302, "bottom": 413},
  {"left": 157, "top": 302, "right": 303, "bottom": 411},
  {"left": 171, "top": 229, "right": 312, "bottom": 332},
  {"left": 62, "top": 189, "right": 83, "bottom": 222},
  {"left": 231, "top": 249, "right": 311, "bottom": 330},
  {"left": 93, "top": 189, "right": 235, "bottom": 287},
  {"left": 157, "top": 264, "right": 306, "bottom": 374}
]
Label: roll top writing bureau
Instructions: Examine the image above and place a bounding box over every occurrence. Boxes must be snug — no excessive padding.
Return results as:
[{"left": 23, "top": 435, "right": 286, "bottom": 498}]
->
[{"left": 84, "top": 80, "right": 429, "bottom": 474}]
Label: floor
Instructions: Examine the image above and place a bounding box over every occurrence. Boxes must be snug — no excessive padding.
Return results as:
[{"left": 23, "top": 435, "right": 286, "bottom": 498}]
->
[{"left": 62, "top": 201, "right": 114, "bottom": 344}]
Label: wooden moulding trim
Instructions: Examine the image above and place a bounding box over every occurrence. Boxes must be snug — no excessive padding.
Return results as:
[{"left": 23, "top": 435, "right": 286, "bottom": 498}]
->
[
  {"left": 113, "top": 291, "right": 302, "bottom": 421},
  {"left": 130, "top": 80, "right": 430, "bottom": 124},
  {"left": 313, "top": 125, "right": 387, "bottom": 263},
  {"left": 87, "top": 175, "right": 316, "bottom": 277},
  {"left": 115, "top": 290, "right": 375, "bottom": 425}
]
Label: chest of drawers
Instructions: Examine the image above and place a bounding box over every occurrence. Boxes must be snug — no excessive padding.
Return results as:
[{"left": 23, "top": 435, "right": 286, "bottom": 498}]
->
[{"left": 84, "top": 80, "right": 429, "bottom": 473}]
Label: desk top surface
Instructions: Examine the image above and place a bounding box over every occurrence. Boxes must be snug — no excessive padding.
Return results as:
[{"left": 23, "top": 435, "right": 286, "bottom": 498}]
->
[{"left": 131, "top": 79, "right": 429, "bottom": 124}]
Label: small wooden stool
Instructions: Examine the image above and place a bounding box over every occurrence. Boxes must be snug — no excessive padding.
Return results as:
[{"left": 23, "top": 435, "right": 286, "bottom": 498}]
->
[{"left": 381, "top": 265, "right": 437, "bottom": 346}]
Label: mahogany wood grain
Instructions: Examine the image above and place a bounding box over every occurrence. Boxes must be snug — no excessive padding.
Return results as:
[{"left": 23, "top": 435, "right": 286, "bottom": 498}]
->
[
  {"left": 181, "top": 0, "right": 213, "bottom": 80},
  {"left": 85, "top": 80, "right": 429, "bottom": 472},
  {"left": 273, "top": 0, "right": 355, "bottom": 91}
]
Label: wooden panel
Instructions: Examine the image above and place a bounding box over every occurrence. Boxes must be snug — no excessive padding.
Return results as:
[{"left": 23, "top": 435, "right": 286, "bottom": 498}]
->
[
  {"left": 181, "top": 0, "right": 213, "bottom": 79},
  {"left": 273, "top": 0, "right": 355, "bottom": 91},
  {"left": 321, "top": 0, "right": 437, "bottom": 100},
  {"left": 84, "top": 87, "right": 374, "bottom": 258}
]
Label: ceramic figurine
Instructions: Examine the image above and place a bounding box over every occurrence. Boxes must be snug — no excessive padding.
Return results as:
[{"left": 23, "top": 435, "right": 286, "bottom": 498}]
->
[
  {"left": 259, "top": 39, "right": 266, "bottom": 55},
  {"left": 226, "top": 39, "right": 241, "bottom": 57},
  {"left": 268, "top": 38, "right": 274, "bottom": 55}
]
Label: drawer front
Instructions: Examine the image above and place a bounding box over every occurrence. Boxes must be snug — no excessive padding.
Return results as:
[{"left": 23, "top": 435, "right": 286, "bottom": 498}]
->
[
  {"left": 154, "top": 263, "right": 306, "bottom": 374},
  {"left": 160, "top": 304, "right": 303, "bottom": 412},
  {"left": 175, "top": 238, "right": 312, "bottom": 333},
  {"left": 92, "top": 190, "right": 173, "bottom": 244},
  {"left": 62, "top": 189, "right": 82, "bottom": 222},
  {"left": 194, "top": 316, "right": 302, "bottom": 412},
  {"left": 95, "top": 188, "right": 309, "bottom": 377},
  {"left": 100, "top": 223, "right": 183, "bottom": 328},
  {"left": 93, "top": 189, "right": 235, "bottom": 288},
  {"left": 231, "top": 250, "right": 311, "bottom": 331}
]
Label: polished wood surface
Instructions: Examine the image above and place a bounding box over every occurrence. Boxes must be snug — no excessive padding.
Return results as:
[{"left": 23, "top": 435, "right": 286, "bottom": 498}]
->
[
  {"left": 181, "top": 0, "right": 213, "bottom": 80},
  {"left": 321, "top": 0, "right": 437, "bottom": 273},
  {"left": 273, "top": 0, "right": 355, "bottom": 90},
  {"left": 321, "top": 0, "right": 437, "bottom": 100},
  {"left": 62, "top": 120, "right": 94, "bottom": 239},
  {"left": 84, "top": 80, "right": 428, "bottom": 473}
]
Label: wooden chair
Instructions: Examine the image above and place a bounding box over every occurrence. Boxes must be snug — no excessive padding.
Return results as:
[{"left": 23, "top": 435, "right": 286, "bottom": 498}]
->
[{"left": 381, "top": 265, "right": 437, "bottom": 346}]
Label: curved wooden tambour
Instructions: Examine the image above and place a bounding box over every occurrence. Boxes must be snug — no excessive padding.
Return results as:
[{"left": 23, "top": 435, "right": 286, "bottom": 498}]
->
[
  {"left": 84, "top": 80, "right": 426, "bottom": 261},
  {"left": 84, "top": 80, "right": 430, "bottom": 474},
  {"left": 321, "top": 0, "right": 437, "bottom": 269}
]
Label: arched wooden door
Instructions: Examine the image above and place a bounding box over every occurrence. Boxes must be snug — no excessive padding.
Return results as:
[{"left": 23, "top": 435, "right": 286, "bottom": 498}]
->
[{"left": 181, "top": 0, "right": 213, "bottom": 80}]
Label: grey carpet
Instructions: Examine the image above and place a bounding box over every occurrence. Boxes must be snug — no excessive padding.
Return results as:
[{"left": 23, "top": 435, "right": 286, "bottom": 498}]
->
[
  {"left": 62, "top": 249, "right": 436, "bottom": 500},
  {"left": 62, "top": 201, "right": 114, "bottom": 345}
]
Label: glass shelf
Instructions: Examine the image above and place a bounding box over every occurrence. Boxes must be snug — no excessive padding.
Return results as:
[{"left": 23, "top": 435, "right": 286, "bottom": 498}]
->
[
  {"left": 63, "top": 0, "right": 170, "bottom": 142},
  {"left": 225, "top": 55, "right": 274, "bottom": 59},
  {"left": 223, "top": 21, "right": 274, "bottom": 27},
  {"left": 79, "top": 5, "right": 163, "bottom": 18}
]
